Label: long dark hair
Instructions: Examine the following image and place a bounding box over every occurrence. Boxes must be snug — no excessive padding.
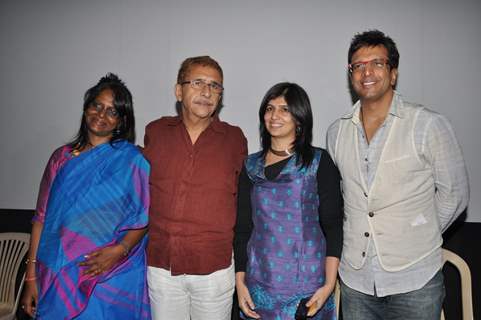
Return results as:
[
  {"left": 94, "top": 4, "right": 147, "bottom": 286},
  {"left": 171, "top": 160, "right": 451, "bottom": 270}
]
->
[
  {"left": 69, "top": 73, "right": 135, "bottom": 149},
  {"left": 259, "top": 82, "right": 314, "bottom": 169}
]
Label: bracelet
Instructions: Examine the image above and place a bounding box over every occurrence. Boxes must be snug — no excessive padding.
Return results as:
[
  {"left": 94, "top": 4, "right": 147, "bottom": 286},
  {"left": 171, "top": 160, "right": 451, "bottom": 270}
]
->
[
  {"left": 25, "top": 258, "right": 37, "bottom": 265},
  {"left": 118, "top": 240, "right": 130, "bottom": 256},
  {"left": 25, "top": 276, "right": 37, "bottom": 281}
]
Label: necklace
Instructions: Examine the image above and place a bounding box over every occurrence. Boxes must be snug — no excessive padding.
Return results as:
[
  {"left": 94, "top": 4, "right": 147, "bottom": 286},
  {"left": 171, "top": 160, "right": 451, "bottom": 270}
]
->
[{"left": 269, "top": 147, "right": 294, "bottom": 157}]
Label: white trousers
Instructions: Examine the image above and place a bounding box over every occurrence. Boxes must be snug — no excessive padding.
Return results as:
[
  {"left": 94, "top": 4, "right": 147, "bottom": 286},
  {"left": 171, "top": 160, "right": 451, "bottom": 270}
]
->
[{"left": 147, "top": 263, "right": 235, "bottom": 320}]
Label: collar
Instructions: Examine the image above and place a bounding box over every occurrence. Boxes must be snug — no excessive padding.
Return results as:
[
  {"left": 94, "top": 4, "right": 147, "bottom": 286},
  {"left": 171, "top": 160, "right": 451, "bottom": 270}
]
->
[
  {"left": 208, "top": 116, "right": 227, "bottom": 134},
  {"left": 165, "top": 115, "right": 227, "bottom": 134},
  {"left": 165, "top": 116, "right": 183, "bottom": 126},
  {"left": 342, "top": 91, "right": 405, "bottom": 125}
]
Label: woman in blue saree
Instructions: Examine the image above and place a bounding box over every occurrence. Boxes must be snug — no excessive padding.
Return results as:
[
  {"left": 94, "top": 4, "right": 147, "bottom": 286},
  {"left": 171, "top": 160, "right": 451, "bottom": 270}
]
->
[{"left": 21, "top": 73, "right": 151, "bottom": 319}]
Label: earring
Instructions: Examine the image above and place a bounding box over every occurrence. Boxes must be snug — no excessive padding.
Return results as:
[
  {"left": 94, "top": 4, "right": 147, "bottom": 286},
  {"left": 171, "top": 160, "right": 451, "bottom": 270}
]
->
[{"left": 296, "top": 126, "right": 302, "bottom": 136}]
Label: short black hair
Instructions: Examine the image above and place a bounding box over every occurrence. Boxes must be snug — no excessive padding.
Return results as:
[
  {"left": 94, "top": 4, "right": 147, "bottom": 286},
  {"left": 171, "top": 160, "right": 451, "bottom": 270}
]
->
[
  {"left": 348, "top": 29, "right": 400, "bottom": 69},
  {"left": 70, "top": 73, "right": 135, "bottom": 149},
  {"left": 259, "top": 82, "right": 314, "bottom": 169}
]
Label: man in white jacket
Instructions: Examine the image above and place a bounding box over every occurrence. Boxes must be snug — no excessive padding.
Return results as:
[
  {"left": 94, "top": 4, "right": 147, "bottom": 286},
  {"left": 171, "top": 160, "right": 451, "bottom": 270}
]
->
[{"left": 326, "top": 29, "right": 469, "bottom": 320}]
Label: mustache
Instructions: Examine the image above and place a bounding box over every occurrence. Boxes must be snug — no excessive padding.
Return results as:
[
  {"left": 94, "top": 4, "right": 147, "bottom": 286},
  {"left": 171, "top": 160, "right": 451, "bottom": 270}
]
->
[{"left": 193, "top": 98, "right": 214, "bottom": 106}]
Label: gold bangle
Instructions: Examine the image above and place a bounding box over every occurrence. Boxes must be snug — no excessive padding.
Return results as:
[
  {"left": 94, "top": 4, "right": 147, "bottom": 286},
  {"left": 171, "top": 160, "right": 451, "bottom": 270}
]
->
[
  {"left": 25, "top": 258, "right": 37, "bottom": 264},
  {"left": 25, "top": 276, "right": 37, "bottom": 281}
]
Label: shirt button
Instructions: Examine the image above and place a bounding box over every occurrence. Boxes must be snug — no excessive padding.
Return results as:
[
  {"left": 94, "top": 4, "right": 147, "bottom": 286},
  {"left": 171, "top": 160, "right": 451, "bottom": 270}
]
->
[
  {"left": 363, "top": 192, "right": 368, "bottom": 197},
  {"left": 362, "top": 251, "right": 366, "bottom": 257},
  {"left": 368, "top": 212, "right": 374, "bottom": 217},
  {"left": 364, "top": 157, "right": 368, "bottom": 162},
  {"left": 364, "top": 232, "right": 370, "bottom": 237}
]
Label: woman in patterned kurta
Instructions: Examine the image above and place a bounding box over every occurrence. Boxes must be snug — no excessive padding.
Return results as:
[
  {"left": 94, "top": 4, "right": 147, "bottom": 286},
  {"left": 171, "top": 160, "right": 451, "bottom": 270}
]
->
[
  {"left": 234, "top": 83, "right": 343, "bottom": 319},
  {"left": 21, "top": 74, "right": 151, "bottom": 319}
]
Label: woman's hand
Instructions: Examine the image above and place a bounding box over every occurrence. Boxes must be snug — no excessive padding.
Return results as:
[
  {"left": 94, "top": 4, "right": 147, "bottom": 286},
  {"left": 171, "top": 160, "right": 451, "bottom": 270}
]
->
[
  {"left": 79, "top": 244, "right": 125, "bottom": 276},
  {"left": 305, "top": 256, "right": 340, "bottom": 316},
  {"left": 21, "top": 280, "right": 38, "bottom": 317},
  {"left": 236, "top": 272, "right": 260, "bottom": 319},
  {"left": 305, "top": 283, "right": 335, "bottom": 317}
]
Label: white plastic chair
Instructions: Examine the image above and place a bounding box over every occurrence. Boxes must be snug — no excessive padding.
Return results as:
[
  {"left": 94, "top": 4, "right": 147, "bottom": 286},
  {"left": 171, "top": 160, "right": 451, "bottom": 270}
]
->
[
  {"left": 441, "top": 248, "right": 474, "bottom": 320},
  {"left": 0, "top": 233, "right": 30, "bottom": 320}
]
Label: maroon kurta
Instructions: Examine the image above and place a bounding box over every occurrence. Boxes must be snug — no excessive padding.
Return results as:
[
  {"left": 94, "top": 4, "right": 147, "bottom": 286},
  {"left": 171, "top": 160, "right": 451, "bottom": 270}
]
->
[{"left": 143, "top": 116, "right": 247, "bottom": 275}]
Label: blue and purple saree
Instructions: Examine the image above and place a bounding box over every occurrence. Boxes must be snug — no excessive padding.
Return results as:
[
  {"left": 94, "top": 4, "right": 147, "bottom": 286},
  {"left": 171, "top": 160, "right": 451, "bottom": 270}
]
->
[{"left": 34, "top": 140, "right": 151, "bottom": 319}]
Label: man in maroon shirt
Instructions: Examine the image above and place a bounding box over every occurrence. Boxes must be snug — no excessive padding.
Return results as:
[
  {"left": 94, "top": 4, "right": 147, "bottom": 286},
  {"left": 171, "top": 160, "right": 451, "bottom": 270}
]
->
[{"left": 143, "top": 56, "right": 247, "bottom": 320}]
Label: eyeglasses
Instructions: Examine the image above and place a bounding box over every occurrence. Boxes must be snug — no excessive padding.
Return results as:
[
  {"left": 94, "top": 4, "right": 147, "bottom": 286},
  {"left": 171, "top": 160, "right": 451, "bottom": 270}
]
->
[
  {"left": 180, "top": 79, "right": 224, "bottom": 94},
  {"left": 87, "top": 102, "right": 120, "bottom": 118},
  {"left": 348, "top": 58, "right": 390, "bottom": 73}
]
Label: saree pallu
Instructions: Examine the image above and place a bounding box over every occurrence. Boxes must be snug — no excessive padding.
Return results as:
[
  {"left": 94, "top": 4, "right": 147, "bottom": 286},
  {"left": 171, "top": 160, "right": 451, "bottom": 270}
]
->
[{"left": 35, "top": 141, "right": 151, "bottom": 319}]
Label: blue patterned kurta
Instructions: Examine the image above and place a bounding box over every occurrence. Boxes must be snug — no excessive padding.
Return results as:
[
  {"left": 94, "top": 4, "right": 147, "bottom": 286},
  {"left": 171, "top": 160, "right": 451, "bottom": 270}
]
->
[{"left": 243, "top": 150, "right": 336, "bottom": 320}]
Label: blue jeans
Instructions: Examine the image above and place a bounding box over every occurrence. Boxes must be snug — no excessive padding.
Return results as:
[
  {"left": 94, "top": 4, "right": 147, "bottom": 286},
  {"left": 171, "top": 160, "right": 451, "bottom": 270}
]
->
[{"left": 341, "top": 270, "right": 445, "bottom": 320}]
